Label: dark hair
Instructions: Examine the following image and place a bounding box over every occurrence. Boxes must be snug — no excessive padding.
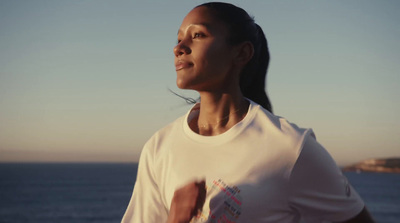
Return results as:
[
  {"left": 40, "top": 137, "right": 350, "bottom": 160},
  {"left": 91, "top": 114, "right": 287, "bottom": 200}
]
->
[{"left": 197, "top": 2, "right": 272, "bottom": 113}]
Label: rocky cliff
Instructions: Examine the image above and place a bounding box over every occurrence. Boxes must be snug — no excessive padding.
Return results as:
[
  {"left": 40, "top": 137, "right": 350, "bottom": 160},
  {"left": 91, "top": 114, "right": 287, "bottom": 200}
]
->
[{"left": 342, "top": 158, "right": 400, "bottom": 173}]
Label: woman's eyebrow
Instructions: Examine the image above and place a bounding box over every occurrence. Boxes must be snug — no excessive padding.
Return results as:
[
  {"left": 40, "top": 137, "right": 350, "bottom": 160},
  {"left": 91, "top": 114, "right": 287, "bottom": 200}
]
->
[{"left": 177, "top": 23, "right": 211, "bottom": 35}]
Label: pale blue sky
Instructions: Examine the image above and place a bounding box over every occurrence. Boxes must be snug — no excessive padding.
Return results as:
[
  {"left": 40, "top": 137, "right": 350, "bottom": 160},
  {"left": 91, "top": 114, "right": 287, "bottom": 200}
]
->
[{"left": 0, "top": 0, "right": 399, "bottom": 165}]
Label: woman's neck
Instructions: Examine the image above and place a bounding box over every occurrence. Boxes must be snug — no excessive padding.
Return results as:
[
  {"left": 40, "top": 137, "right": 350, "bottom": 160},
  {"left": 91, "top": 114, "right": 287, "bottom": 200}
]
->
[{"left": 190, "top": 91, "right": 249, "bottom": 136}]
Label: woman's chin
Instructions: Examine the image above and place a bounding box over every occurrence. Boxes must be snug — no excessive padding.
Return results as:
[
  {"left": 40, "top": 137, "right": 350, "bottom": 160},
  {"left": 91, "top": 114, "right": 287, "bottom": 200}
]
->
[
  {"left": 176, "top": 79, "right": 191, "bottom": 90},
  {"left": 176, "top": 76, "right": 198, "bottom": 90}
]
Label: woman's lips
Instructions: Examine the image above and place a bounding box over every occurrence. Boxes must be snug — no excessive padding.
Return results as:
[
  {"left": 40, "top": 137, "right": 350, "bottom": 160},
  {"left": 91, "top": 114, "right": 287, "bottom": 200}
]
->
[{"left": 175, "top": 61, "right": 193, "bottom": 71}]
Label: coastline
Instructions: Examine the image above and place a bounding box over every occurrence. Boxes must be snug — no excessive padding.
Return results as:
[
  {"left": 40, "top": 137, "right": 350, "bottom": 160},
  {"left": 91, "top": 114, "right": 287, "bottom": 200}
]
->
[{"left": 342, "top": 157, "right": 400, "bottom": 173}]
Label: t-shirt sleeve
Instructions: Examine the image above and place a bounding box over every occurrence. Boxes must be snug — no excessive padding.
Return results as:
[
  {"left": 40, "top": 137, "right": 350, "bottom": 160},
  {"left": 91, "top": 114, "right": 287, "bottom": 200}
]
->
[
  {"left": 288, "top": 133, "right": 364, "bottom": 222},
  {"left": 121, "top": 141, "right": 168, "bottom": 223}
]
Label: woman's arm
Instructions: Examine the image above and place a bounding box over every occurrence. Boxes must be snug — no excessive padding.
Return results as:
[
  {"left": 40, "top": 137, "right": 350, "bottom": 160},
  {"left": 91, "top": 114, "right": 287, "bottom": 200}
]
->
[
  {"left": 122, "top": 142, "right": 168, "bottom": 223},
  {"left": 340, "top": 207, "right": 375, "bottom": 223},
  {"left": 288, "top": 134, "right": 369, "bottom": 222}
]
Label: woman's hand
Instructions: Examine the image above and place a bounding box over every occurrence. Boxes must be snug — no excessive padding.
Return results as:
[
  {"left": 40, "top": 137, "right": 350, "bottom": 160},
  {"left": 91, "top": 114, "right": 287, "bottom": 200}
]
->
[{"left": 167, "top": 180, "right": 207, "bottom": 223}]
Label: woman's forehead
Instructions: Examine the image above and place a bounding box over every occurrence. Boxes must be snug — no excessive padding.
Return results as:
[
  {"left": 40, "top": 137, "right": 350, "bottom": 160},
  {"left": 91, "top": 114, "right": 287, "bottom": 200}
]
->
[{"left": 179, "top": 7, "right": 227, "bottom": 34}]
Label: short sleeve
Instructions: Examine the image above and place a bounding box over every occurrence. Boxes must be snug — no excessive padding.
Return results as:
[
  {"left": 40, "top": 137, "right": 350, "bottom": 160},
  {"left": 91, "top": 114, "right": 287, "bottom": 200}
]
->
[
  {"left": 121, "top": 141, "right": 168, "bottom": 223},
  {"left": 288, "top": 134, "right": 364, "bottom": 222}
]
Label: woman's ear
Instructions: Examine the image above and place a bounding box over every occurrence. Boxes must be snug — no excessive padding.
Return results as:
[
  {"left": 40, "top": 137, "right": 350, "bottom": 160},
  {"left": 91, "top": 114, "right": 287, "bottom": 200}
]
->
[{"left": 233, "top": 41, "right": 254, "bottom": 67}]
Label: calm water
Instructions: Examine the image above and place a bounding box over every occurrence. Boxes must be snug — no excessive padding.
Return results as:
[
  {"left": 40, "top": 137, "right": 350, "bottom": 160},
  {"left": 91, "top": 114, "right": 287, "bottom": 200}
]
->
[
  {"left": 0, "top": 163, "right": 399, "bottom": 223},
  {"left": 0, "top": 163, "right": 136, "bottom": 223}
]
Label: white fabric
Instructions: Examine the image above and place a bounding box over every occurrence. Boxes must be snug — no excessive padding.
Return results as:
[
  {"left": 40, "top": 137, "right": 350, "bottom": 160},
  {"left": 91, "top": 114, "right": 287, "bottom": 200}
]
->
[{"left": 122, "top": 100, "right": 364, "bottom": 223}]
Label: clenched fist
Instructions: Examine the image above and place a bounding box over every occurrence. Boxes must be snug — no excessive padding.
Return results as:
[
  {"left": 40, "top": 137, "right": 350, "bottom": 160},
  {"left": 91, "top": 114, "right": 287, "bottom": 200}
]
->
[{"left": 167, "top": 180, "right": 207, "bottom": 223}]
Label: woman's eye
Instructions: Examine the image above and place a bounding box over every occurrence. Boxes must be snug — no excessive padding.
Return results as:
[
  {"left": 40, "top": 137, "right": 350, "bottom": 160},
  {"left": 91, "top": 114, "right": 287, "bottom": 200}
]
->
[{"left": 193, "top": 33, "right": 204, "bottom": 39}]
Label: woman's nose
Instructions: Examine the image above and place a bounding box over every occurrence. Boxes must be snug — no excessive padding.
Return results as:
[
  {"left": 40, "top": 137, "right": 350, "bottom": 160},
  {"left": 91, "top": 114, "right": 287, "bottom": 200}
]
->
[{"left": 173, "top": 41, "right": 191, "bottom": 57}]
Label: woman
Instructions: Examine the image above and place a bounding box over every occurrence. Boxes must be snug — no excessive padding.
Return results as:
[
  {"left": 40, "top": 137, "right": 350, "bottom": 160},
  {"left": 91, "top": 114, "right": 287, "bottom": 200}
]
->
[{"left": 122, "top": 2, "right": 374, "bottom": 223}]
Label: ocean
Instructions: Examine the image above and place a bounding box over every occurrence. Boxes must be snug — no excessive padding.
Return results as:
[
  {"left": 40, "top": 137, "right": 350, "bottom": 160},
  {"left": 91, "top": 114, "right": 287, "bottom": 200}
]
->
[{"left": 0, "top": 163, "right": 399, "bottom": 223}]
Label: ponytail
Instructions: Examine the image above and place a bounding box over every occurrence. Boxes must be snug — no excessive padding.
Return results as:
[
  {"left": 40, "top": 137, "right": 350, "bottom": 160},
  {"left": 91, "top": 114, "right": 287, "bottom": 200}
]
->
[{"left": 239, "top": 24, "right": 272, "bottom": 113}]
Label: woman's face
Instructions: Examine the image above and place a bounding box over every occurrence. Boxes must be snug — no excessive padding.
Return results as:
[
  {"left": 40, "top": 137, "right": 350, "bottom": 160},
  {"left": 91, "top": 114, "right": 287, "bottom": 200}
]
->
[{"left": 174, "top": 6, "right": 237, "bottom": 91}]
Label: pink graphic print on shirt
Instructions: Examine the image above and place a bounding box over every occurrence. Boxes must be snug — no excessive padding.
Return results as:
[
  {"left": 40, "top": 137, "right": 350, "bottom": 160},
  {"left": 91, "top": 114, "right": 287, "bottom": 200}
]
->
[{"left": 191, "top": 179, "right": 242, "bottom": 223}]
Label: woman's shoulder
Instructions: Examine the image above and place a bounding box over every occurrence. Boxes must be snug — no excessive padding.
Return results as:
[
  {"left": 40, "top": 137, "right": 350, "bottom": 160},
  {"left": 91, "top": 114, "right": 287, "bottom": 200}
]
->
[
  {"left": 250, "top": 100, "right": 314, "bottom": 141},
  {"left": 147, "top": 114, "right": 186, "bottom": 144},
  {"left": 138, "top": 114, "right": 186, "bottom": 163}
]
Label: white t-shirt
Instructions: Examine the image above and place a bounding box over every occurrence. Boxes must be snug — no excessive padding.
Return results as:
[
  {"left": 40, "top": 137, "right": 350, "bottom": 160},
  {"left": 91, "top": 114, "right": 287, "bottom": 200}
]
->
[{"left": 122, "top": 100, "right": 364, "bottom": 223}]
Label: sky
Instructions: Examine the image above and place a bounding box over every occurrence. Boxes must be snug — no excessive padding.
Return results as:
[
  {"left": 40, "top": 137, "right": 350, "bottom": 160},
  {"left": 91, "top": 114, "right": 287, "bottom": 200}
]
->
[{"left": 0, "top": 0, "right": 399, "bottom": 165}]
